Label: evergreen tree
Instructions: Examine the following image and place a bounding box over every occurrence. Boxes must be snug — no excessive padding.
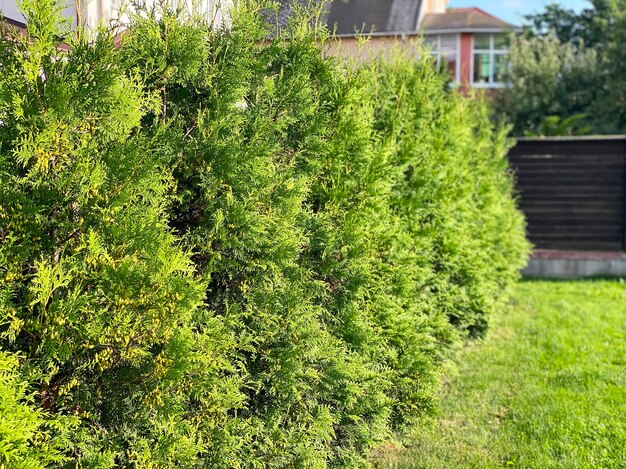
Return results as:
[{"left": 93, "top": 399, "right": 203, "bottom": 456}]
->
[
  {"left": 0, "top": 1, "right": 233, "bottom": 465},
  {"left": 0, "top": 1, "right": 529, "bottom": 466}
]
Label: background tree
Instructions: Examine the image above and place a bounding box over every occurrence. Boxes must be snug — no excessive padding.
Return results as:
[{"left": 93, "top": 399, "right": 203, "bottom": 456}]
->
[
  {"left": 595, "top": 1, "right": 626, "bottom": 134},
  {"left": 521, "top": 0, "right": 612, "bottom": 51},
  {"left": 496, "top": 0, "right": 626, "bottom": 135},
  {"left": 495, "top": 34, "right": 600, "bottom": 135}
]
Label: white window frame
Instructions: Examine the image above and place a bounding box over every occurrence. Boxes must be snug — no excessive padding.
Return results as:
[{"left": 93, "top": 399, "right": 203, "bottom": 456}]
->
[
  {"left": 425, "top": 33, "right": 460, "bottom": 84},
  {"left": 471, "top": 33, "right": 508, "bottom": 89}
]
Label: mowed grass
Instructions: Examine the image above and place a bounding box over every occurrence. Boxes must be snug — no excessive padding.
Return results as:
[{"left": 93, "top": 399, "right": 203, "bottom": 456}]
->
[{"left": 376, "top": 281, "right": 626, "bottom": 469}]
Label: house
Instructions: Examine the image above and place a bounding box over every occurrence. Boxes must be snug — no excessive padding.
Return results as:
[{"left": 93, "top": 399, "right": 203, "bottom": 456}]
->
[
  {"left": 0, "top": 0, "right": 227, "bottom": 30},
  {"left": 421, "top": 7, "right": 514, "bottom": 89},
  {"left": 274, "top": 0, "right": 516, "bottom": 90},
  {"left": 2, "top": 0, "right": 514, "bottom": 90}
]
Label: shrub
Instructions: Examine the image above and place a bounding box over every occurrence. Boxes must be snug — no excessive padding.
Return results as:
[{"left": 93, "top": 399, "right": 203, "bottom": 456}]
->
[
  {"left": 0, "top": 1, "right": 529, "bottom": 467},
  {"left": 0, "top": 1, "right": 224, "bottom": 465},
  {"left": 0, "top": 351, "right": 73, "bottom": 468}
]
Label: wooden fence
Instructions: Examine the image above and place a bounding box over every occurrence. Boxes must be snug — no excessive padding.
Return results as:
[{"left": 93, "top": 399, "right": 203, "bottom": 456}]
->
[{"left": 509, "top": 136, "right": 626, "bottom": 252}]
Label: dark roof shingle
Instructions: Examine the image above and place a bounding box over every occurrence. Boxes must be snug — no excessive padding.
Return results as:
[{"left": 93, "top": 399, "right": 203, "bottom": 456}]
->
[
  {"left": 327, "top": 0, "right": 421, "bottom": 36},
  {"left": 270, "top": 0, "right": 422, "bottom": 36},
  {"left": 265, "top": 0, "right": 329, "bottom": 34},
  {"left": 421, "top": 8, "right": 516, "bottom": 32}
]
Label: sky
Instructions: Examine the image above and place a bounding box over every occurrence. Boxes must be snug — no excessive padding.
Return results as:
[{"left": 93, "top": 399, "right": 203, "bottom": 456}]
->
[{"left": 448, "top": 0, "right": 592, "bottom": 26}]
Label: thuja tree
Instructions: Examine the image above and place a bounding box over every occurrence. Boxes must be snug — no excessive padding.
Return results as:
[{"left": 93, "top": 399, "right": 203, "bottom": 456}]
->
[
  {"left": 119, "top": 2, "right": 528, "bottom": 464},
  {"left": 368, "top": 57, "right": 529, "bottom": 337},
  {"left": 302, "top": 50, "right": 529, "bottom": 444},
  {"left": 0, "top": 1, "right": 529, "bottom": 467},
  {"left": 119, "top": 3, "right": 383, "bottom": 465},
  {"left": 0, "top": 350, "right": 72, "bottom": 467},
  {"left": 0, "top": 1, "right": 240, "bottom": 466}
]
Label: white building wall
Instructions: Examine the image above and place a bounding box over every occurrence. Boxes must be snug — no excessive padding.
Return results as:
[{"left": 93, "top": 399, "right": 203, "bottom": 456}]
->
[
  {"left": 1, "top": 0, "right": 229, "bottom": 29},
  {"left": 1, "top": 0, "right": 76, "bottom": 25},
  {"left": 0, "top": 0, "right": 21, "bottom": 21},
  {"left": 81, "top": 0, "right": 227, "bottom": 29}
]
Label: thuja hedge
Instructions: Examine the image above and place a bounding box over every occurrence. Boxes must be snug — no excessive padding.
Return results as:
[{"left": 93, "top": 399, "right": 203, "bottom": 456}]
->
[{"left": 0, "top": 1, "right": 529, "bottom": 467}]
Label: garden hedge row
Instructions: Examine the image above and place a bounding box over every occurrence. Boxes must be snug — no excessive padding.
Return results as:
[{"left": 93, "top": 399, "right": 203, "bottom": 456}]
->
[{"left": 0, "top": 1, "right": 529, "bottom": 467}]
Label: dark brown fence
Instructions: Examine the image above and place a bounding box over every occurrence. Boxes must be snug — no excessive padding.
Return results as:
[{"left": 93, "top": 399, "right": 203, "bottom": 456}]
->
[{"left": 509, "top": 136, "right": 626, "bottom": 251}]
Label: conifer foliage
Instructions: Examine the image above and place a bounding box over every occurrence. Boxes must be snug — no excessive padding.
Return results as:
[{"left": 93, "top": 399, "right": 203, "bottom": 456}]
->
[{"left": 0, "top": 1, "right": 529, "bottom": 466}]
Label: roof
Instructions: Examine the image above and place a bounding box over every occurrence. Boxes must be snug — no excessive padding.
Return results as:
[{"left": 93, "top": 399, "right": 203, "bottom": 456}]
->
[
  {"left": 269, "top": 0, "right": 422, "bottom": 37},
  {"left": 2, "top": 16, "right": 26, "bottom": 31},
  {"left": 421, "top": 8, "right": 516, "bottom": 33},
  {"left": 327, "top": 0, "right": 422, "bottom": 36},
  {"left": 268, "top": 0, "right": 327, "bottom": 32}
]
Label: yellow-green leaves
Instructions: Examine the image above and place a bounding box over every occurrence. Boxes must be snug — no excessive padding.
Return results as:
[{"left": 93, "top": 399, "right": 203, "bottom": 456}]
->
[
  {"left": 0, "top": 1, "right": 528, "bottom": 467},
  {"left": 0, "top": 351, "right": 74, "bottom": 468},
  {"left": 29, "top": 259, "right": 72, "bottom": 313}
]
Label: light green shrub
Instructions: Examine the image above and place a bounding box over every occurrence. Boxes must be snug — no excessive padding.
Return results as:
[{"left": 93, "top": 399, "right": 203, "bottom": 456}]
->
[
  {"left": 0, "top": 1, "right": 529, "bottom": 467},
  {"left": 0, "top": 351, "right": 72, "bottom": 468}
]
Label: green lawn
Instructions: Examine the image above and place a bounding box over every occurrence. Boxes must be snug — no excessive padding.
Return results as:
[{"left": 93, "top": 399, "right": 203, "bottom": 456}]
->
[{"left": 377, "top": 281, "right": 626, "bottom": 469}]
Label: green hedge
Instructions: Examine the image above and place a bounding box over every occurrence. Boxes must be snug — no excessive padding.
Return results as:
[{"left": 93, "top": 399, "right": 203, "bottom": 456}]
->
[{"left": 0, "top": 1, "right": 529, "bottom": 467}]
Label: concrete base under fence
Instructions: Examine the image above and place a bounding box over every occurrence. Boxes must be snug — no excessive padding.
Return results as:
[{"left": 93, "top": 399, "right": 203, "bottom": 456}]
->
[{"left": 523, "top": 250, "right": 626, "bottom": 279}]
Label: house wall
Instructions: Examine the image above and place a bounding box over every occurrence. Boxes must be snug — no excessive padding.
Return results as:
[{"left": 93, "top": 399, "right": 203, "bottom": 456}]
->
[
  {"left": 0, "top": 0, "right": 20, "bottom": 22},
  {"left": 1, "top": 0, "right": 76, "bottom": 25},
  {"left": 1, "top": 0, "right": 228, "bottom": 29},
  {"left": 82, "top": 0, "right": 124, "bottom": 29},
  {"left": 326, "top": 35, "right": 421, "bottom": 61},
  {"left": 459, "top": 32, "right": 473, "bottom": 89},
  {"left": 83, "top": 0, "right": 228, "bottom": 29},
  {"left": 328, "top": 32, "right": 502, "bottom": 96}
]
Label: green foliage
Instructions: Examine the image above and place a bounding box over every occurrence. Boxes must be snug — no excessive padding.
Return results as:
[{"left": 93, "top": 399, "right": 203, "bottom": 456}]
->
[
  {"left": 494, "top": 34, "right": 600, "bottom": 136},
  {"left": 0, "top": 351, "right": 73, "bottom": 468},
  {"left": 521, "top": 0, "right": 612, "bottom": 51},
  {"left": 0, "top": 1, "right": 529, "bottom": 467},
  {"left": 596, "top": 1, "right": 626, "bottom": 135},
  {"left": 523, "top": 113, "right": 591, "bottom": 137},
  {"left": 0, "top": 1, "right": 215, "bottom": 465},
  {"left": 497, "top": 0, "right": 626, "bottom": 135}
]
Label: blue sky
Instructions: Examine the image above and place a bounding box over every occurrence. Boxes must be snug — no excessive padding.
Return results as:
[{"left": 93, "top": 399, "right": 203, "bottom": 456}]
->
[{"left": 449, "top": 0, "right": 592, "bottom": 25}]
